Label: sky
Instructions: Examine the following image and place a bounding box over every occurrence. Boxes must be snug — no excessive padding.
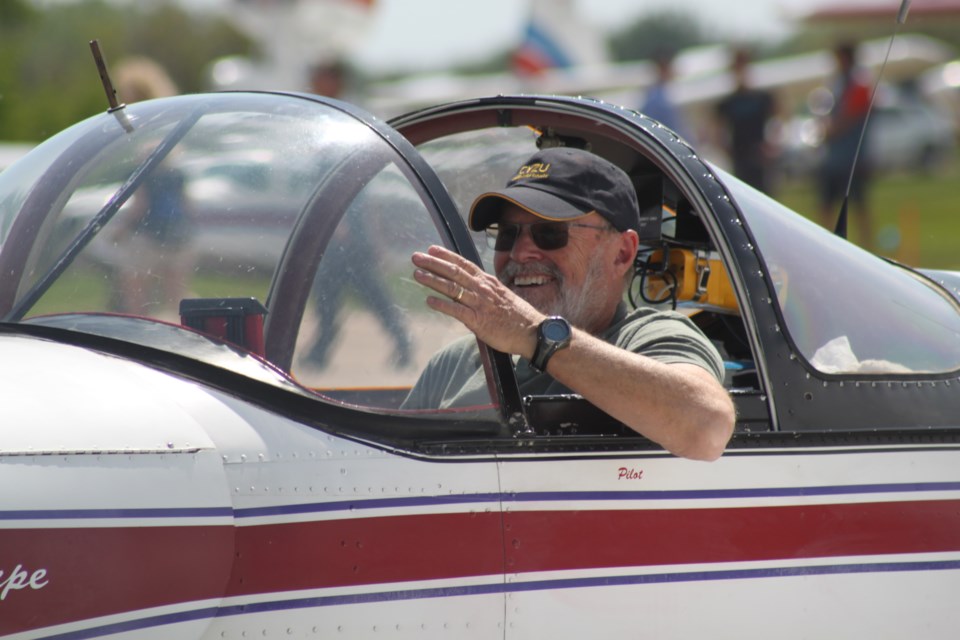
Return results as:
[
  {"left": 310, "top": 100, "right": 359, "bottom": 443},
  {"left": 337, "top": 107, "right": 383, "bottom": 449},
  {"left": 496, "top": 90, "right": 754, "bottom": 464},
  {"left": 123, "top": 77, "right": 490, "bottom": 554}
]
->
[
  {"left": 345, "top": 0, "right": 825, "bottom": 73},
  {"left": 190, "top": 0, "right": 847, "bottom": 75}
]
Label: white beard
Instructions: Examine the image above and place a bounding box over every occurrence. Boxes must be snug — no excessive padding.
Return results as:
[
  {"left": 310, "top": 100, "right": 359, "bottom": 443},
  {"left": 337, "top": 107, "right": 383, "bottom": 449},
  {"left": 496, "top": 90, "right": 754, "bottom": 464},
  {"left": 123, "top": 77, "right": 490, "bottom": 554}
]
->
[{"left": 499, "top": 254, "right": 611, "bottom": 331}]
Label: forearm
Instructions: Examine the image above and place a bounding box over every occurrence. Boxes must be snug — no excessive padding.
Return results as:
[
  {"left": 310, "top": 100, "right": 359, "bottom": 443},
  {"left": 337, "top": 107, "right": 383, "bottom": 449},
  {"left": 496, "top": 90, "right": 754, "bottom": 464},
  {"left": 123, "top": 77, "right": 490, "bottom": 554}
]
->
[{"left": 543, "top": 328, "right": 735, "bottom": 461}]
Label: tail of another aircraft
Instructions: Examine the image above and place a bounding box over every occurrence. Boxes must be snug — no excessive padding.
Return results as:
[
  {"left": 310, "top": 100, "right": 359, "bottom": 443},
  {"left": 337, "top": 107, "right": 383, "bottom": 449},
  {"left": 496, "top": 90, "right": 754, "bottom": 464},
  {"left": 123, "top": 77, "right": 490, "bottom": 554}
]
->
[{"left": 511, "top": 0, "right": 608, "bottom": 75}]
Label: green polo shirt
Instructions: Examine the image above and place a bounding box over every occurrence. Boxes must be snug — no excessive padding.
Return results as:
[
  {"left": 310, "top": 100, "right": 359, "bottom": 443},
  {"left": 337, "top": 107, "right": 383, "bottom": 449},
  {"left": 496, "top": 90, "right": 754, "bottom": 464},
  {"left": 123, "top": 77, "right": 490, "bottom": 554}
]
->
[{"left": 402, "top": 305, "right": 724, "bottom": 411}]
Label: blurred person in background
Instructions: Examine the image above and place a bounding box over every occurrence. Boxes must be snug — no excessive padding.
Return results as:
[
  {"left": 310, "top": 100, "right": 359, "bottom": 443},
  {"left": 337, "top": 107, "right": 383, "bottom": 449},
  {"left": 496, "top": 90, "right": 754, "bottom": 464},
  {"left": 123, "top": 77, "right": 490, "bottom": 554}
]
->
[
  {"left": 113, "top": 57, "right": 178, "bottom": 104},
  {"left": 639, "top": 49, "right": 695, "bottom": 143},
  {"left": 713, "top": 47, "right": 779, "bottom": 194},
  {"left": 110, "top": 58, "right": 193, "bottom": 318},
  {"left": 308, "top": 59, "right": 348, "bottom": 100},
  {"left": 817, "top": 41, "right": 874, "bottom": 249},
  {"left": 303, "top": 58, "right": 413, "bottom": 370}
]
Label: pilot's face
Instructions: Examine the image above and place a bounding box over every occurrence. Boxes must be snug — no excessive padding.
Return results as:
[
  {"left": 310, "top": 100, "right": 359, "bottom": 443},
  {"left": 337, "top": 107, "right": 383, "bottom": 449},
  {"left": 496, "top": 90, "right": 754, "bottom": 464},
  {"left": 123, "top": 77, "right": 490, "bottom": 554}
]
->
[{"left": 492, "top": 204, "right": 630, "bottom": 333}]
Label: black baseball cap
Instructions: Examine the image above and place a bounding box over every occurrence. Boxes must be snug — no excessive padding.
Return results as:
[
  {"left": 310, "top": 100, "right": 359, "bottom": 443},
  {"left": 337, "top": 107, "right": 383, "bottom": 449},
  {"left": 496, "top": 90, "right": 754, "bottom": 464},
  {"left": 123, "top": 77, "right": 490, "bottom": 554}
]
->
[{"left": 468, "top": 147, "right": 640, "bottom": 233}]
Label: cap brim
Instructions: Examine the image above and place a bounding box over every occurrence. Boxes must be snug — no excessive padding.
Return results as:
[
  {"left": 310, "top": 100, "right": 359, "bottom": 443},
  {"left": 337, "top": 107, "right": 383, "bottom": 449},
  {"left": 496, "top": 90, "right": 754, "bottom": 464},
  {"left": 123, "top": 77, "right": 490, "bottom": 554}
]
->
[{"left": 468, "top": 185, "right": 594, "bottom": 230}]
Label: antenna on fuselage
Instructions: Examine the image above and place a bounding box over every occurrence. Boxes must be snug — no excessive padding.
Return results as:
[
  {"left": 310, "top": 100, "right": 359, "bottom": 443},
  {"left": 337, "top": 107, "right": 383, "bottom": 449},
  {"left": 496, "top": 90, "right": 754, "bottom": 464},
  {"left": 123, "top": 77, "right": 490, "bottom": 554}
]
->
[
  {"left": 89, "top": 39, "right": 134, "bottom": 132},
  {"left": 833, "top": 0, "right": 912, "bottom": 239}
]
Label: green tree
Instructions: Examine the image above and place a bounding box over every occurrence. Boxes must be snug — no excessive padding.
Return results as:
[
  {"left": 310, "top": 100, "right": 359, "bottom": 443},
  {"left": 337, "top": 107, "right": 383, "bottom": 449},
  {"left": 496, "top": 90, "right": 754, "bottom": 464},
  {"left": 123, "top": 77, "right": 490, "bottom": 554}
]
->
[
  {"left": 608, "top": 10, "right": 706, "bottom": 62},
  {"left": 0, "top": 0, "right": 254, "bottom": 142},
  {"left": 119, "top": 3, "right": 257, "bottom": 93},
  {"left": 0, "top": 0, "right": 37, "bottom": 138},
  {"left": 0, "top": 0, "right": 35, "bottom": 26}
]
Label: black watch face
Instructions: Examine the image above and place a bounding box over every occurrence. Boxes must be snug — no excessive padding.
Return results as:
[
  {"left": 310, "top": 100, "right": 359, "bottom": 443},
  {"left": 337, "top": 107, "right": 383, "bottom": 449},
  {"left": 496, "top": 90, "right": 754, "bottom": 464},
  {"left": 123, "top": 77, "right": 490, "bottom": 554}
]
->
[{"left": 542, "top": 318, "right": 570, "bottom": 341}]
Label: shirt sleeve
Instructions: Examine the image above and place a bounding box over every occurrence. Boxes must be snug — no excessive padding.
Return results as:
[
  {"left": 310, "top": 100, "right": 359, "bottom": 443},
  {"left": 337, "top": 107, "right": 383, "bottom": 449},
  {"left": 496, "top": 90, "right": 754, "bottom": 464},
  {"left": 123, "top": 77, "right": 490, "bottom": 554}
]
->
[{"left": 612, "top": 310, "right": 726, "bottom": 383}]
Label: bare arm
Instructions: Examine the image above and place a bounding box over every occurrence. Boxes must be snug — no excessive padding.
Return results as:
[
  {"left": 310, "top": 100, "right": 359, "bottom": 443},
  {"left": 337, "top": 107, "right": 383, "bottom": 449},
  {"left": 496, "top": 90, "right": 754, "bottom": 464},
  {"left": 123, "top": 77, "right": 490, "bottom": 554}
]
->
[
  {"left": 545, "top": 332, "right": 734, "bottom": 460},
  {"left": 412, "top": 245, "right": 735, "bottom": 461}
]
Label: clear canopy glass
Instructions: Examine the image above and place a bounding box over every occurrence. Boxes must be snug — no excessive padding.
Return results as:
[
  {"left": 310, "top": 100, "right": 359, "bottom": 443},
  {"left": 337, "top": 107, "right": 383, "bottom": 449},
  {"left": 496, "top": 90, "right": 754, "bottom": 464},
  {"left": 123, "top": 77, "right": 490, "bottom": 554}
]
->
[
  {"left": 0, "top": 93, "right": 481, "bottom": 410},
  {"left": 727, "top": 174, "right": 960, "bottom": 375}
]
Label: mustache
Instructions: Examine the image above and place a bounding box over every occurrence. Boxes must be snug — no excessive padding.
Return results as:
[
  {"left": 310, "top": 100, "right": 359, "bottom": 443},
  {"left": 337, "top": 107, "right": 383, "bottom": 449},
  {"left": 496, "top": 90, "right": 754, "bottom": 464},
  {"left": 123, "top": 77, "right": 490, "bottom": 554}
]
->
[{"left": 497, "top": 261, "right": 562, "bottom": 286}]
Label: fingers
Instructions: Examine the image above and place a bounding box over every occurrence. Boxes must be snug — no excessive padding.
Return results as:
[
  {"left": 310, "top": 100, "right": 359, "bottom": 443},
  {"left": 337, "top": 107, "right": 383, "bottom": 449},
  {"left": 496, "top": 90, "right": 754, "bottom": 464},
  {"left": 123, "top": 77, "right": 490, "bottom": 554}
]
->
[
  {"left": 411, "top": 245, "right": 541, "bottom": 355},
  {"left": 412, "top": 264, "right": 467, "bottom": 302},
  {"left": 418, "top": 245, "right": 481, "bottom": 279},
  {"left": 411, "top": 246, "right": 486, "bottom": 329},
  {"left": 412, "top": 245, "right": 481, "bottom": 298}
]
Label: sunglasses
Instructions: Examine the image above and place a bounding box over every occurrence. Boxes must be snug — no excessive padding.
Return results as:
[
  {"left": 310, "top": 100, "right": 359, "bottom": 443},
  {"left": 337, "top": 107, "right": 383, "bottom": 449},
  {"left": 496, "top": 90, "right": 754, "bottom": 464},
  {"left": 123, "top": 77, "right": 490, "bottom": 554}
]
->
[{"left": 485, "top": 221, "right": 611, "bottom": 252}]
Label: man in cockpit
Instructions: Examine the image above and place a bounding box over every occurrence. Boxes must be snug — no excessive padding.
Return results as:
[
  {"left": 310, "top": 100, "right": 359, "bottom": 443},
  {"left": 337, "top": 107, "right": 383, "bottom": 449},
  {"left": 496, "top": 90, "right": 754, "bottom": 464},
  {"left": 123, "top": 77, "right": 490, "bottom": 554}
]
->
[{"left": 403, "top": 147, "right": 735, "bottom": 461}]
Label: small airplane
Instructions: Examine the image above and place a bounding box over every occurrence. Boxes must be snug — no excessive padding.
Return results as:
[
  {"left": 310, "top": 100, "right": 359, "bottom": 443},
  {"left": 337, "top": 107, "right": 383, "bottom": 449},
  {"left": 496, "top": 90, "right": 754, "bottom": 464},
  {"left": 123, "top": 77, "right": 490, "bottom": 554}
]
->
[
  {"left": 362, "top": 33, "right": 955, "bottom": 121},
  {"left": 2, "top": 57, "right": 960, "bottom": 640}
]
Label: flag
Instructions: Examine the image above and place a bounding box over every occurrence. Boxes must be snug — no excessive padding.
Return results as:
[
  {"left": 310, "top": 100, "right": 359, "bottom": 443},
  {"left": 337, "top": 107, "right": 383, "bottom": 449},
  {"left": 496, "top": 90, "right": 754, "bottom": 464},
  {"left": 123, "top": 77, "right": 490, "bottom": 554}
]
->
[{"left": 511, "top": 0, "right": 608, "bottom": 76}]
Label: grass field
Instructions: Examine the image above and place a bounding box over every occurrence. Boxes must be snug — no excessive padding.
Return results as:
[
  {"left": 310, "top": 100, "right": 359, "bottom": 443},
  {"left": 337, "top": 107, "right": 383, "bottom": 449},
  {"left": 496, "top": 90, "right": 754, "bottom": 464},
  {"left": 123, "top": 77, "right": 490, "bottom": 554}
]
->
[
  {"left": 28, "top": 263, "right": 273, "bottom": 318},
  {"left": 775, "top": 150, "right": 960, "bottom": 270}
]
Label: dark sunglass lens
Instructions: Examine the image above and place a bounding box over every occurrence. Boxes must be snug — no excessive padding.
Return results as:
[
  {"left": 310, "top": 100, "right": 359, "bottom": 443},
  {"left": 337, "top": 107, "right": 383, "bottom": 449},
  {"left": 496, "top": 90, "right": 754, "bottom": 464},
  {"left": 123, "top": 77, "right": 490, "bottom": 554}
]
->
[
  {"left": 531, "top": 223, "right": 569, "bottom": 250},
  {"left": 490, "top": 223, "right": 521, "bottom": 251},
  {"left": 488, "top": 222, "right": 571, "bottom": 251}
]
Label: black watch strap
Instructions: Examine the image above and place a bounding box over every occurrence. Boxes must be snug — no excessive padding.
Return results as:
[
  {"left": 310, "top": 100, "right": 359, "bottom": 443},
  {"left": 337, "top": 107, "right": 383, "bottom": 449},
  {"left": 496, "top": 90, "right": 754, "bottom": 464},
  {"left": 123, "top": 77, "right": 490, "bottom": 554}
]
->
[{"left": 530, "top": 316, "right": 572, "bottom": 373}]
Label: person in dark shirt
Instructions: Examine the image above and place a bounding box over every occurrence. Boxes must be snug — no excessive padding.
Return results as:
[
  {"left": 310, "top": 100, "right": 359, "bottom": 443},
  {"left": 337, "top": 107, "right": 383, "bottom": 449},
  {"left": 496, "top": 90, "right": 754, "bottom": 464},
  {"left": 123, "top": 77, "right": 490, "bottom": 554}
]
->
[{"left": 714, "top": 48, "right": 778, "bottom": 194}]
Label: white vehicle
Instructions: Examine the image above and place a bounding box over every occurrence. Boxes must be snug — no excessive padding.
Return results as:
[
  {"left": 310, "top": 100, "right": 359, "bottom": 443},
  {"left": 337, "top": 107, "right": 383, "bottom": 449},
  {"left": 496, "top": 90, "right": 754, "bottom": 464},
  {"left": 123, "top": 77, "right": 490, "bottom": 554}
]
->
[{"left": 778, "top": 88, "right": 956, "bottom": 177}]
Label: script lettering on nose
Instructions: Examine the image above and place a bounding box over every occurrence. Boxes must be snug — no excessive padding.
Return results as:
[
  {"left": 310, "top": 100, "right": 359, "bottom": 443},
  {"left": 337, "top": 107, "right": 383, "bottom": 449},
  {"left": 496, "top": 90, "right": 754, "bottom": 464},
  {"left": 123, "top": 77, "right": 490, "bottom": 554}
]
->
[{"left": 0, "top": 564, "right": 49, "bottom": 601}]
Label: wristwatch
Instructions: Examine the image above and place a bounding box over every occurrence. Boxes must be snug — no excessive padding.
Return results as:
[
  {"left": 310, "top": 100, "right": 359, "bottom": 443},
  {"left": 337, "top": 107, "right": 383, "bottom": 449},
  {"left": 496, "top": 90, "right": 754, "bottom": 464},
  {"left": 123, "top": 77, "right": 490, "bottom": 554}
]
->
[{"left": 530, "top": 316, "right": 572, "bottom": 373}]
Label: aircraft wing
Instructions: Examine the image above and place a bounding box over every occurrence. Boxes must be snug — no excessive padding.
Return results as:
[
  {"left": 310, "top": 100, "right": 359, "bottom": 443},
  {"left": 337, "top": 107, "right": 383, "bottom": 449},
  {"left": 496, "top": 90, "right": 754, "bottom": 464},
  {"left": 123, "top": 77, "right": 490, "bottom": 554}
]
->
[{"left": 365, "top": 34, "right": 955, "bottom": 122}]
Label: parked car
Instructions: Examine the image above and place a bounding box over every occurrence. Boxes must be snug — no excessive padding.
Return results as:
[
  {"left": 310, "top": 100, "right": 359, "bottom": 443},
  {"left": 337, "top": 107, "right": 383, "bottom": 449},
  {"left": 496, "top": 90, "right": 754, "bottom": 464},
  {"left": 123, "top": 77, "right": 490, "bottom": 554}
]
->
[{"left": 778, "top": 88, "right": 956, "bottom": 177}]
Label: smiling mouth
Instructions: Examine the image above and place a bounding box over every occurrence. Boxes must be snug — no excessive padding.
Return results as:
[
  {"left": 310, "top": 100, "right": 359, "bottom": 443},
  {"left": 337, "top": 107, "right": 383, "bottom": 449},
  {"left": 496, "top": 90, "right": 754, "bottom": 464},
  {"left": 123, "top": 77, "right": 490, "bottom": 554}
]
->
[{"left": 512, "top": 274, "right": 553, "bottom": 287}]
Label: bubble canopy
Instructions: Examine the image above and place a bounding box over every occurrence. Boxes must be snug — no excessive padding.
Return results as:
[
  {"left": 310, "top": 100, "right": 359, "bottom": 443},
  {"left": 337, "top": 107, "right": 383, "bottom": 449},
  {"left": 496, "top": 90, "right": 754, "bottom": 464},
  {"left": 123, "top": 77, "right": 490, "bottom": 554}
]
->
[
  {"left": 0, "top": 92, "right": 478, "bottom": 401},
  {"left": 3, "top": 90, "right": 960, "bottom": 435}
]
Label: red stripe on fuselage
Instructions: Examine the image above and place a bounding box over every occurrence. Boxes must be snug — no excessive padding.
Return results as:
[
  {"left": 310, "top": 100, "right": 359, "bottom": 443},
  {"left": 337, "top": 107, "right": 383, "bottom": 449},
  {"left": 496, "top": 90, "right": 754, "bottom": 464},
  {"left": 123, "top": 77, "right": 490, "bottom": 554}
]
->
[
  {"left": 221, "top": 500, "right": 960, "bottom": 595},
  {"left": 226, "top": 511, "right": 505, "bottom": 596},
  {"left": 0, "top": 526, "right": 234, "bottom": 636},
  {"left": 4, "top": 499, "right": 959, "bottom": 635},
  {"left": 502, "top": 500, "right": 960, "bottom": 573},
  {"left": 226, "top": 499, "right": 960, "bottom": 593}
]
